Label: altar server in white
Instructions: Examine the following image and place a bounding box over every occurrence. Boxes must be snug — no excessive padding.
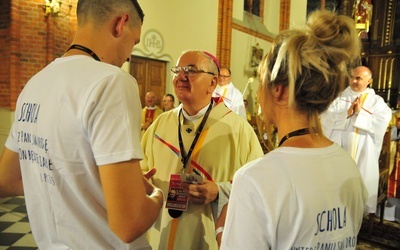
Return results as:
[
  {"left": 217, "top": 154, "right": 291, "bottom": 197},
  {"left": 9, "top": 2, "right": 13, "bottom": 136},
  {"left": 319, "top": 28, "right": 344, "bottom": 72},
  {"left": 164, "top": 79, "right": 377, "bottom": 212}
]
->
[{"left": 321, "top": 66, "right": 392, "bottom": 214}]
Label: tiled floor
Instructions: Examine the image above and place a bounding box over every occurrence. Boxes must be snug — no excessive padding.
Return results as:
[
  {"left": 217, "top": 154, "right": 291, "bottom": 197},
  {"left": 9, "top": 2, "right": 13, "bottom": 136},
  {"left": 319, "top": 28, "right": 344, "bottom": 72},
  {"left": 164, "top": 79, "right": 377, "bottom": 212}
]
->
[
  {"left": 0, "top": 197, "right": 37, "bottom": 250},
  {"left": 0, "top": 197, "right": 395, "bottom": 249}
]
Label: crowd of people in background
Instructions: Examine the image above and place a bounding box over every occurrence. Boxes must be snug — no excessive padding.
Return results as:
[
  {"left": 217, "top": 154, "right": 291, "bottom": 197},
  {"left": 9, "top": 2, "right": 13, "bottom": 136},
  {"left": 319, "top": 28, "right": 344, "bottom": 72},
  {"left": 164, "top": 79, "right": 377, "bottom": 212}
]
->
[{"left": 0, "top": 0, "right": 397, "bottom": 249}]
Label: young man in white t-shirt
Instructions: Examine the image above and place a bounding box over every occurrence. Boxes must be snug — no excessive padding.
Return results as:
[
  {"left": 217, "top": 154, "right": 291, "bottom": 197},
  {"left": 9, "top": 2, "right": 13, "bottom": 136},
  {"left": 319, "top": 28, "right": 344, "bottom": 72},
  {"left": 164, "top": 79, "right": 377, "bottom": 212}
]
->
[{"left": 0, "top": 1, "right": 163, "bottom": 249}]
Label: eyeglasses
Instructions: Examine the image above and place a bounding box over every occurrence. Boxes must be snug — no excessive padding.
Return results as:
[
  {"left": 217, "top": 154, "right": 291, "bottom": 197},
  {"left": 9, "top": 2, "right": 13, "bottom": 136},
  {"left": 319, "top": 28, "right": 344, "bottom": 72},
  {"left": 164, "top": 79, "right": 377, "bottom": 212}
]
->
[
  {"left": 219, "top": 75, "right": 230, "bottom": 78},
  {"left": 171, "top": 65, "right": 215, "bottom": 77}
]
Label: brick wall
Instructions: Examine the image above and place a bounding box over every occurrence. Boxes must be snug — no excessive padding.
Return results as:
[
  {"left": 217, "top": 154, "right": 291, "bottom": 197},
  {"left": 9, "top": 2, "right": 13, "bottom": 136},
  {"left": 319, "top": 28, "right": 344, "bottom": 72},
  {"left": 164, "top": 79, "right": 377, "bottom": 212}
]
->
[
  {"left": 0, "top": 0, "right": 77, "bottom": 110},
  {"left": 0, "top": 0, "right": 11, "bottom": 109}
]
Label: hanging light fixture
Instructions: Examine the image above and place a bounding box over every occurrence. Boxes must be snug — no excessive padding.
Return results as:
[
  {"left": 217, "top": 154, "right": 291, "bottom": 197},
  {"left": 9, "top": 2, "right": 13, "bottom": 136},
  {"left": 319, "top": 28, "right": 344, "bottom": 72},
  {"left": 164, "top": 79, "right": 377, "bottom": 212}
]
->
[{"left": 42, "top": 0, "right": 72, "bottom": 17}]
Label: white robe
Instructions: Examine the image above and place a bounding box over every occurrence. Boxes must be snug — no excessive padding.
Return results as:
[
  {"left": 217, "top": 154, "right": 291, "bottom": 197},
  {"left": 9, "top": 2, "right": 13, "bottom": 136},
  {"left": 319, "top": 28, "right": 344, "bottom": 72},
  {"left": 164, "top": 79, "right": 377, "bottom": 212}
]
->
[
  {"left": 321, "top": 87, "right": 392, "bottom": 214},
  {"left": 213, "top": 82, "right": 246, "bottom": 119},
  {"left": 141, "top": 103, "right": 263, "bottom": 250}
]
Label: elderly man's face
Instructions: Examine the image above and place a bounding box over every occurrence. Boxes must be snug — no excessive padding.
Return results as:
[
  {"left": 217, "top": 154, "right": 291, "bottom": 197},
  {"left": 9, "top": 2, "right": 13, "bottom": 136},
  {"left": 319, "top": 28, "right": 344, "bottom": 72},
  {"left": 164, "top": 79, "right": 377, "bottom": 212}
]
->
[{"left": 172, "top": 52, "right": 217, "bottom": 107}]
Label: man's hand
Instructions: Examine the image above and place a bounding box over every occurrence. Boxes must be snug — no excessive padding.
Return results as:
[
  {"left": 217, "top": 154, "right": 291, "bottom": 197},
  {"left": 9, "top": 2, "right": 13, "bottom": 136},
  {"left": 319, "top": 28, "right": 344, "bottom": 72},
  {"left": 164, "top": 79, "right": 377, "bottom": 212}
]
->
[
  {"left": 347, "top": 95, "right": 361, "bottom": 118},
  {"left": 181, "top": 180, "right": 218, "bottom": 205},
  {"left": 142, "top": 168, "right": 164, "bottom": 207},
  {"left": 0, "top": 148, "right": 24, "bottom": 198}
]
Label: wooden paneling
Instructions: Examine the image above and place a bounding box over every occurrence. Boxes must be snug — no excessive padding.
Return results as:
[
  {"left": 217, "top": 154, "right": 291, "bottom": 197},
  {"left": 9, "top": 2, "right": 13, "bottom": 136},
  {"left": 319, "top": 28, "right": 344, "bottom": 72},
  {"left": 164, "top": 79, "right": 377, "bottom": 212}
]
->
[
  {"left": 130, "top": 56, "right": 166, "bottom": 107},
  {"left": 148, "top": 60, "right": 166, "bottom": 105},
  {"left": 368, "top": 56, "right": 398, "bottom": 107},
  {"left": 340, "top": 0, "right": 400, "bottom": 109}
]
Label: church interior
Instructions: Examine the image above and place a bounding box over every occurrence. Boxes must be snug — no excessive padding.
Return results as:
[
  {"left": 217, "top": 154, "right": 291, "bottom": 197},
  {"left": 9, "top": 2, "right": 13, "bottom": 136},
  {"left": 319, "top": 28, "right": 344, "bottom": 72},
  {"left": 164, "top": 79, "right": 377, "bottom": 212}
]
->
[{"left": 0, "top": 0, "right": 399, "bottom": 248}]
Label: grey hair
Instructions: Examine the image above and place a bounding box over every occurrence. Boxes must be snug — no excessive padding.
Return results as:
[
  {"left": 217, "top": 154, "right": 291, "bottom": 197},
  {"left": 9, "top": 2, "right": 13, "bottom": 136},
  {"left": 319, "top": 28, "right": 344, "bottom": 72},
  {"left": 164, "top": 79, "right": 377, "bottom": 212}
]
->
[{"left": 179, "top": 50, "right": 220, "bottom": 76}]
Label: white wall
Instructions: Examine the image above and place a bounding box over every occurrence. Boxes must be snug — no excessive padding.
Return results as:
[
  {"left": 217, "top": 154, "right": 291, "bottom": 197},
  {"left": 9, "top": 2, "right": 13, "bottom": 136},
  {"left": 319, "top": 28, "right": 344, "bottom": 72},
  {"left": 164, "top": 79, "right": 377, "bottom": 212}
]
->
[
  {"left": 125, "top": 0, "right": 309, "bottom": 114},
  {"left": 289, "top": 0, "right": 308, "bottom": 29},
  {"left": 132, "top": 0, "right": 219, "bottom": 103},
  {"left": 230, "top": 29, "right": 272, "bottom": 114},
  {"left": 229, "top": 0, "right": 308, "bottom": 115}
]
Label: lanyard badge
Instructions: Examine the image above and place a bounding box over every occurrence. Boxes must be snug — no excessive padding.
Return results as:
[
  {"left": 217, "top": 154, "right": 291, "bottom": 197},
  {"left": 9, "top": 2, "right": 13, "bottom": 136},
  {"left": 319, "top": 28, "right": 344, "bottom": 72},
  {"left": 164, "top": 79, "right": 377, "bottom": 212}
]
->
[{"left": 167, "top": 101, "right": 212, "bottom": 218}]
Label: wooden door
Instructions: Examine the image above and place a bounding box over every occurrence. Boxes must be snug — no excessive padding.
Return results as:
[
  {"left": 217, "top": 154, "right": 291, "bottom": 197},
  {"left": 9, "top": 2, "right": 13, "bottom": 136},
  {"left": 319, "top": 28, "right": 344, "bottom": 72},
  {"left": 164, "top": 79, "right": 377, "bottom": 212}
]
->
[{"left": 130, "top": 56, "right": 166, "bottom": 107}]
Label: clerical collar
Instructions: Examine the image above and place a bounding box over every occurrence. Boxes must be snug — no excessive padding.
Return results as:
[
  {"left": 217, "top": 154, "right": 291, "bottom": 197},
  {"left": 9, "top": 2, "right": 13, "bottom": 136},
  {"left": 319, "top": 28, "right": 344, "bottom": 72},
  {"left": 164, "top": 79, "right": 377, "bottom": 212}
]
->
[
  {"left": 146, "top": 106, "right": 157, "bottom": 110},
  {"left": 182, "top": 102, "right": 212, "bottom": 122}
]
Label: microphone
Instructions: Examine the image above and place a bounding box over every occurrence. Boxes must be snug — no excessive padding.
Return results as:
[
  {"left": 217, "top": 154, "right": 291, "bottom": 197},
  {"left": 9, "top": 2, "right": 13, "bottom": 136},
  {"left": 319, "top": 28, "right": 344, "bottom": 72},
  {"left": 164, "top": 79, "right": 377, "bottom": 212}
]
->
[{"left": 242, "top": 77, "right": 255, "bottom": 97}]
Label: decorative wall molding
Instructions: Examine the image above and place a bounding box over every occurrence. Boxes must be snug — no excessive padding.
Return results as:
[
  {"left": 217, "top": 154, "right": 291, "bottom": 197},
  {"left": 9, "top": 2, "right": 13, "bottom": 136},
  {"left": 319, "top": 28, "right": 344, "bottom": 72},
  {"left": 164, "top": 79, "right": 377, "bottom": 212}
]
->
[
  {"left": 142, "top": 29, "right": 164, "bottom": 56},
  {"left": 132, "top": 48, "right": 172, "bottom": 63}
]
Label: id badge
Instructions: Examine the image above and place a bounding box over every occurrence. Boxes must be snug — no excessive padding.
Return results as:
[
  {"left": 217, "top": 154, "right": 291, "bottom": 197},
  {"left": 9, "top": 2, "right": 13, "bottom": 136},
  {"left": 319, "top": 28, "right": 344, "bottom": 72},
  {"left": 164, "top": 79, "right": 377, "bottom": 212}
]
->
[{"left": 166, "top": 174, "right": 188, "bottom": 211}]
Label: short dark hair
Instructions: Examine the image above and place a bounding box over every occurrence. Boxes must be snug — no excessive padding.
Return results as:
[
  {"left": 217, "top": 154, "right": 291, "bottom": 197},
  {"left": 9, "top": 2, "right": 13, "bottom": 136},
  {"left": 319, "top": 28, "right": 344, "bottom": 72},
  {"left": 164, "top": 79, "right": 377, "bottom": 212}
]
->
[
  {"left": 165, "top": 93, "right": 175, "bottom": 102},
  {"left": 77, "top": 0, "right": 144, "bottom": 26},
  {"left": 130, "top": 0, "right": 145, "bottom": 22}
]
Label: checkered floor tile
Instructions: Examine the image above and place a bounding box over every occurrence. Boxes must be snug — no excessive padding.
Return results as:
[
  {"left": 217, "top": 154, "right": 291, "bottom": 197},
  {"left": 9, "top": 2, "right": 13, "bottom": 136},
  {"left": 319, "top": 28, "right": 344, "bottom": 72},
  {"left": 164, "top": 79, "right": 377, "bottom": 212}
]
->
[
  {"left": 0, "top": 197, "right": 37, "bottom": 250},
  {"left": 0, "top": 196, "right": 395, "bottom": 249}
]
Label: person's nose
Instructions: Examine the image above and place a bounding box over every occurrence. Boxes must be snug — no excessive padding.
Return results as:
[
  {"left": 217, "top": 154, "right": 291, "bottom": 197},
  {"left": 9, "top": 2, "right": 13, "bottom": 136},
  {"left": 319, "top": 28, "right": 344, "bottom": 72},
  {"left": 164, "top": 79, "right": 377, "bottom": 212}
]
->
[{"left": 175, "top": 71, "right": 188, "bottom": 81}]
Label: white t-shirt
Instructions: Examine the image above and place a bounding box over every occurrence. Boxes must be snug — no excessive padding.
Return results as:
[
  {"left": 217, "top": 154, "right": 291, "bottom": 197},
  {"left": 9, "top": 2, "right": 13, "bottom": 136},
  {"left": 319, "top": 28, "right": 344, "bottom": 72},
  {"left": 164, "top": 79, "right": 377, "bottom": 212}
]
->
[
  {"left": 5, "top": 56, "right": 148, "bottom": 249},
  {"left": 221, "top": 143, "right": 368, "bottom": 250}
]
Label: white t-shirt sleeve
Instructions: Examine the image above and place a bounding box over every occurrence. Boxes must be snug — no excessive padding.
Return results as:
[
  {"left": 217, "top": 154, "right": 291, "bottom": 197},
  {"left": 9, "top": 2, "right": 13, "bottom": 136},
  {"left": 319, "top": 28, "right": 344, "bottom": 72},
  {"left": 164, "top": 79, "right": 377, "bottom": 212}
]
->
[
  {"left": 83, "top": 72, "right": 143, "bottom": 166},
  {"left": 221, "top": 168, "right": 270, "bottom": 249}
]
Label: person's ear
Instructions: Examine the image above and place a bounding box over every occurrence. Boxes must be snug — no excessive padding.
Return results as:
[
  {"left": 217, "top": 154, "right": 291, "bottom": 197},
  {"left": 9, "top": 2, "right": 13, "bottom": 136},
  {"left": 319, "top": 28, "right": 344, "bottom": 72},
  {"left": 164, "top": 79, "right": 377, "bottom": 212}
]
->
[
  {"left": 270, "top": 84, "right": 289, "bottom": 105},
  {"left": 207, "top": 76, "right": 218, "bottom": 94},
  {"left": 271, "top": 84, "right": 284, "bottom": 98},
  {"left": 113, "top": 14, "right": 129, "bottom": 37},
  {"left": 211, "top": 76, "right": 218, "bottom": 87}
]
